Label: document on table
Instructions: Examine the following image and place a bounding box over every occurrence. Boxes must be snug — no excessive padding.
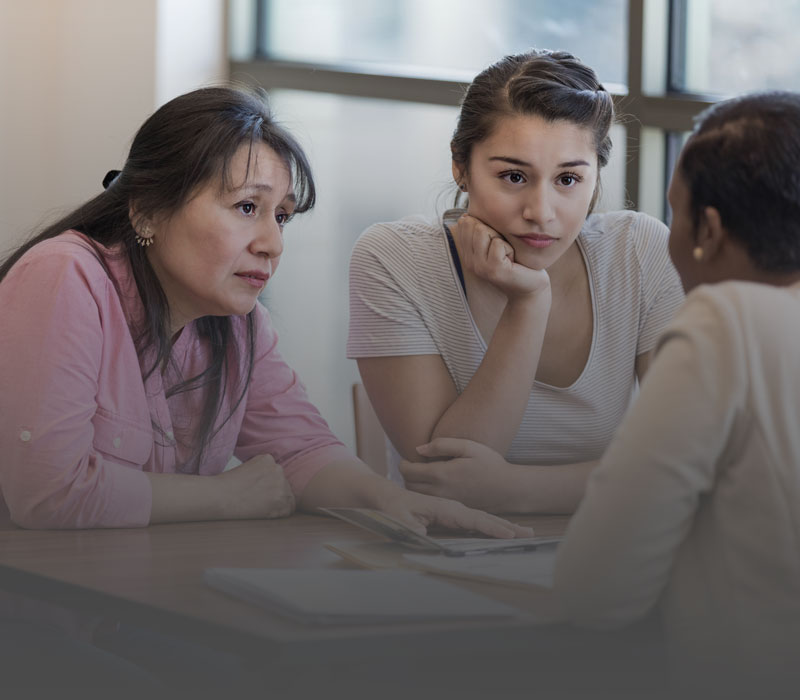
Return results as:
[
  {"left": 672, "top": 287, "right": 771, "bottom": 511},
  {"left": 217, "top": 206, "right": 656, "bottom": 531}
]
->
[
  {"left": 203, "top": 568, "right": 523, "bottom": 625},
  {"left": 403, "top": 546, "right": 559, "bottom": 589},
  {"left": 325, "top": 541, "right": 559, "bottom": 590},
  {"left": 321, "top": 507, "right": 560, "bottom": 555}
]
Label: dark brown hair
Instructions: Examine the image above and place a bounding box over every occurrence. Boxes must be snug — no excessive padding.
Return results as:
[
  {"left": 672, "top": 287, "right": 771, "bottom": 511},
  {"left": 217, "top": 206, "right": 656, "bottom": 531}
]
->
[
  {"left": 451, "top": 49, "right": 614, "bottom": 209},
  {"left": 679, "top": 90, "right": 800, "bottom": 273},
  {"left": 0, "top": 85, "right": 316, "bottom": 470}
]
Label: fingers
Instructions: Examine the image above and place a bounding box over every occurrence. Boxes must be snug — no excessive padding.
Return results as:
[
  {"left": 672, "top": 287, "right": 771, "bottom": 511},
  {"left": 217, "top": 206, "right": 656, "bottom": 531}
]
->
[
  {"left": 427, "top": 500, "right": 531, "bottom": 539},
  {"left": 454, "top": 215, "right": 508, "bottom": 261},
  {"left": 487, "top": 235, "right": 515, "bottom": 263}
]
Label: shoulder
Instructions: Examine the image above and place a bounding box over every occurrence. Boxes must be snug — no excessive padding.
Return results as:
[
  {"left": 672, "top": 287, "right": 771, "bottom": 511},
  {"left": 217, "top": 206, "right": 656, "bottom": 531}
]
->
[
  {"left": 583, "top": 210, "right": 677, "bottom": 288},
  {"left": 5, "top": 232, "right": 114, "bottom": 293},
  {"left": 657, "top": 281, "right": 777, "bottom": 359},
  {"left": 583, "top": 210, "right": 669, "bottom": 252},
  {"left": 351, "top": 214, "right": 444, "bottom": 263},
  {"left": 676, "top": 281, "right": 791, "bottom": 329}
]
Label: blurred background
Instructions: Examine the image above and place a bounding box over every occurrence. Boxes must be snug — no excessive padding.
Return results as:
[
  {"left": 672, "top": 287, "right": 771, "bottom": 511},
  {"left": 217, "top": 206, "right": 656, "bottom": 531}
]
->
[{"left": 2, "top": 0, "right": 799, "bottom": 449}]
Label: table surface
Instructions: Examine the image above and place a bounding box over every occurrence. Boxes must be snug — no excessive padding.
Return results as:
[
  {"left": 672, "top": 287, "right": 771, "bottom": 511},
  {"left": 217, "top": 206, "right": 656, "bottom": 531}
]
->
[
  {"left": 0, "top": 513, "right": 671, "bottom": 696},
  {"left": 0, "top": 513, "right": 571, "bottom": 653}
]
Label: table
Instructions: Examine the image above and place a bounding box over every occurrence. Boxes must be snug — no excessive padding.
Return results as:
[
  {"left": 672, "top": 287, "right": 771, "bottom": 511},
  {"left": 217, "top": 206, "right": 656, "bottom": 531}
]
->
[{"left": 0, "top": 514, "right": 668, "bottom": 697}]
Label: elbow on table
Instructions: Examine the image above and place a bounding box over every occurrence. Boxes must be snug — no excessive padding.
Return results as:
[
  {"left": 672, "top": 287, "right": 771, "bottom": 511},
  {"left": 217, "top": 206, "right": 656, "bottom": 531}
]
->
[{"left": 6, "top": 489, "right": 99, "bottom": 530}]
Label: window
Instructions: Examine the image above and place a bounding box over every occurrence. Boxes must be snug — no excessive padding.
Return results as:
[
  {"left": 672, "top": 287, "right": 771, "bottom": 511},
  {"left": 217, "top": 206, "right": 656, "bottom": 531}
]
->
[
  {"left": 670, "top": 0, "right": 800, "bottom": 96},
  {"left": 256, "top": 0, "right": 627, "bottom": 87},
  {"left": 229, "top": 0, "right": 800, "bottom": 447}
]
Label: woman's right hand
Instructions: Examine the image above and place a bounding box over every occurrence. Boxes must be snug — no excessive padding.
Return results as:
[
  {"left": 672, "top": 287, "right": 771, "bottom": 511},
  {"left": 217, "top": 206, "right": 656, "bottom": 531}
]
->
[
  {"left": 217, "top": 455, "right": 295, "bottom": 520},
  {"left": 452, "top": 214, "right": 551, "bottom": 301}
]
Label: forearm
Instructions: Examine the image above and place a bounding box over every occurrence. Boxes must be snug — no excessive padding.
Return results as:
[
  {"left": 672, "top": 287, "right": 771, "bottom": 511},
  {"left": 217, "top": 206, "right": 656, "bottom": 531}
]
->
[
  {"left": 493, "top": 460, "right": 597, "bottom": 514},
  {"left": 296, "top": 459, "right": 400, "bottom": 513},
  {"left": 146, "top": 472, "right": 227, "bottom": 524},
  {"left": 431, "top": 295, "right": 550, "bottom": 454}
]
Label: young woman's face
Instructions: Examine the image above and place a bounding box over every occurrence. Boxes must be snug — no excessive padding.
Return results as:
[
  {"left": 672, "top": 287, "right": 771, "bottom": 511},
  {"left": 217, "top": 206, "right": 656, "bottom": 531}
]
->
[
  {"left": 145, "top": 142, "right": 295, "bottom": 333},
  {"left": 457, "top": 114, "right": 599, "bottom": 270}
]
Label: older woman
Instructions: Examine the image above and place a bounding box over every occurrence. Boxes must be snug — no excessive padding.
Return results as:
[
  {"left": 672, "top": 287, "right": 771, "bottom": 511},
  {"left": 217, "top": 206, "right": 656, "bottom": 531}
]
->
[{"left": 0, "top": 86, "right": 528, "bottom": 539}]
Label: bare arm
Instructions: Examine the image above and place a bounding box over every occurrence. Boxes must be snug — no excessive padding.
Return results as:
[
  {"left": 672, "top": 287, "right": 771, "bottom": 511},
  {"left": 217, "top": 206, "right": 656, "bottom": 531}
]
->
[
  {"left": 146, "top": 454, "right": 294, "bottom": 524},
  {"left": 296, "top": 458, "right": 534, "bottom": 538},
  {"left": 399, "top": 438, "right": 597, "bottom": 514},
  {"left": 359, "top": 215, "right": 551, "bottom": 460},
  {"left": 394, "top": 349, "right": 654, "bottom": 515}
]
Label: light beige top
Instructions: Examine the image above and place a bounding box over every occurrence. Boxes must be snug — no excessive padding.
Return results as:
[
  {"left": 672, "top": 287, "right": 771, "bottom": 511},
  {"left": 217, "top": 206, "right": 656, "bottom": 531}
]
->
[
  {"left": 555, "top": 280, "right": 800, "bottom": 695},
  {"left": 348, "top": 209, "right": 683, "bottom": 466}
]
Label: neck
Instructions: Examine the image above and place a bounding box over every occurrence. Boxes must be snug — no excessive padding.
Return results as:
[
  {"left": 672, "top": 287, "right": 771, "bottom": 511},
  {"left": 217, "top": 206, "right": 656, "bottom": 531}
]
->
[{"left": 547, "top": 241, "right": 584, "bottom": 295}]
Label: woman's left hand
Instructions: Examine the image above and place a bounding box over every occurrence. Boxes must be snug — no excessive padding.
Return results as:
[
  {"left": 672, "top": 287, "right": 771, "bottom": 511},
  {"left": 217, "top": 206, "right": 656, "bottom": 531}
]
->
[
  {"left": 399, "top": 438, "right": 517, "bottom": 513},
  {"left": 376, "top": 485, "right": 533, "bottom": 538}
]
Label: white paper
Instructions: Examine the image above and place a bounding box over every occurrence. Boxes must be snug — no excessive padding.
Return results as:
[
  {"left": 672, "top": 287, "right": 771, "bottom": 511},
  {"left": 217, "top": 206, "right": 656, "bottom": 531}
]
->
[
  {"left": 204, "top": 568, "right": 522, "bottom": 625},
  {"left": 403, "top": 546, "right": 558, "bottom": 589}
]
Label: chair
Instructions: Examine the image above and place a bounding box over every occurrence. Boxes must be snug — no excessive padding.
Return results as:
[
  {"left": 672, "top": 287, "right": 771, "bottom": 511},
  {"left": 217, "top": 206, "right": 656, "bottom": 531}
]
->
[{"left": 352, "top": 383, "right": 389, "bottom": 477}]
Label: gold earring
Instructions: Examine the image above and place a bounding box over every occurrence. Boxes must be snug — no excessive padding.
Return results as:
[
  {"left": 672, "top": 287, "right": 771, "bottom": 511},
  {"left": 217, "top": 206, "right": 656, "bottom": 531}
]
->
[
  {"left": 135, "top": 225, "right": 154, "bottom": 247},
  {"left": 692, "top": 246, "right": 703, "bottom": 262}
]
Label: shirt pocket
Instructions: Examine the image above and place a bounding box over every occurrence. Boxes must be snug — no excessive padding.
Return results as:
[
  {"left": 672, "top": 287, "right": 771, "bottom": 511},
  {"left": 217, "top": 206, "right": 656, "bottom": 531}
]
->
[{"left": 92, "top": 408, "right": 153, "bottom": 467}]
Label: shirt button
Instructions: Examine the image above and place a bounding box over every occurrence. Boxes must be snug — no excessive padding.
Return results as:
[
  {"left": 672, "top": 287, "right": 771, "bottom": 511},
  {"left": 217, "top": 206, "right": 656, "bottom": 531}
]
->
[
  {"left": 19, "top": 430, "right": 32, "bottom": 442},
  {"left": 166, "top": 431, "right": 175, "bottom": 441},
  {"left": 113, "top": 437, "right": 121, "bottom": 448}
]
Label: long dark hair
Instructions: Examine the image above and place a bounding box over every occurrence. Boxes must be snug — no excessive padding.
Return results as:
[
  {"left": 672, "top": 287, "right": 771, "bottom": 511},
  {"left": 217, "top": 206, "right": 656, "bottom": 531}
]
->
[
  {"left": 0, "top": 86, "right": 316, "bottom": 470},
  {"left": 679, "top": 90, "right": 800, "bottom": 273},
  {"left": 451, "top": 49, "right": 614, "bottom": 211}
]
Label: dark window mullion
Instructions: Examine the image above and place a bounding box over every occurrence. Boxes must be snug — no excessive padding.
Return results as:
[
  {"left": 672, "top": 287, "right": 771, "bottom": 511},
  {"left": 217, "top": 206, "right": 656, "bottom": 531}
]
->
[{"left": 667, "top": 0, "right": 688, "bottom": 93}]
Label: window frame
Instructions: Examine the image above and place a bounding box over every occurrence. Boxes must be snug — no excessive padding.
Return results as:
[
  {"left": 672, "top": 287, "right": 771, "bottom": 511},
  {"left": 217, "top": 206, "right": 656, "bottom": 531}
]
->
[{"left": 230, "top": 0, "right": 718, "bottom": 219}]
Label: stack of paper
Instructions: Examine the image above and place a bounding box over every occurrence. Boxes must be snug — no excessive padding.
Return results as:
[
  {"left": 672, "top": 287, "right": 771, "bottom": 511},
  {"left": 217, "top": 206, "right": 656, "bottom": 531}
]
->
[
  {"left": 204, "top": 568, "right": 522, "bottom": 625},
  {"left": 324, "top": 541, "right": 559, "bottom": 590},
  {"left": 403, "top": 548, "right": 558, "bottom": 589}
]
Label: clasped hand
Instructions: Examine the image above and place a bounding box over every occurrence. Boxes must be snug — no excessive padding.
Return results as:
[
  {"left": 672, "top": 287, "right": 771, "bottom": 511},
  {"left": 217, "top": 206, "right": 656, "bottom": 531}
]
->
[
  {"left": 399, "top": 438, "right": 518, "bottom": 514},
  {"left": 452, "top": 214, "right": 551, "bottom": 300},
  {"left": 217, "top": 454, "right": 295, "bottom": 519}
]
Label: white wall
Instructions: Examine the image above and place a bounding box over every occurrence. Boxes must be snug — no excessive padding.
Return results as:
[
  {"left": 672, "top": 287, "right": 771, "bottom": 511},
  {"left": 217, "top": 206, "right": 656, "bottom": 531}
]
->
[{"left": 0, "top": 0, "right": 226, "bottom": 253}]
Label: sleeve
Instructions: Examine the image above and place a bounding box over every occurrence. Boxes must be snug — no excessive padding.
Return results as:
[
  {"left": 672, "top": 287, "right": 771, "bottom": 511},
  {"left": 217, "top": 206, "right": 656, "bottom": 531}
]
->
[
  {"left": 346, "top": 222, "right": 439, "bottom": 358},
  {"left": 234, "top": 303, "right": 354, "bottom": 496},
  {"left": 0, "top": 242, "right": 152, "bottom": 529},
  {"left": 554, "top": 289, "right": 745, "bottom": 627},
  {"left": 632, "top": 213, "right": 686, "bottom": 355}
]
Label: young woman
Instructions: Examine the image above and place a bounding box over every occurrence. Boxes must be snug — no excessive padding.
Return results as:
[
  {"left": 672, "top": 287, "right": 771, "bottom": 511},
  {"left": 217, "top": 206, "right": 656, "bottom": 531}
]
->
[
  {"left": 0, "top": 85, "right": 529, "bottom": 540},
  {"left": 555, "top": 91, "right": 800, "bottom": 695},
  {"left": 348, "top": 50, "right": 684, "bottom": 513}
]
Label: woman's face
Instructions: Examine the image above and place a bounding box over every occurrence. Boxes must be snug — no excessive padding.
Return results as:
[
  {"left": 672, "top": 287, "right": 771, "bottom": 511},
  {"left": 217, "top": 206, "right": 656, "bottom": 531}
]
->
[
  {"left": 457, "top": 114, "right": 599, "bottom": 270},
  {"left": 145, "top": 142, "right": 295, "bottom": 334},
  {"left": 667, "top": 165, "right": 703, "bottom": 292}
]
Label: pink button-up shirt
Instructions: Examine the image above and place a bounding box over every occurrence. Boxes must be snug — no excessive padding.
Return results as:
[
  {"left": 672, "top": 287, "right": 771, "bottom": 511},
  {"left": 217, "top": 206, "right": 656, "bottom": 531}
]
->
[{"left": 0, "top": 232, "right": 352, "bottom": 529}]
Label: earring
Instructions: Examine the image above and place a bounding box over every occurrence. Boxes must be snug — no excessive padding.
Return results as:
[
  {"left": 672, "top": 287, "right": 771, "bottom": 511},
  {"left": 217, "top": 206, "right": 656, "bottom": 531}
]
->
[
  {"left": 458, "top": 183, "right": 467, "bottom": 192},
  {"left": 692, "top": 246, "right": 703, "bottom": 262},
  {"left": 135, "top": 225, "right": 154, "bottom": 247}
]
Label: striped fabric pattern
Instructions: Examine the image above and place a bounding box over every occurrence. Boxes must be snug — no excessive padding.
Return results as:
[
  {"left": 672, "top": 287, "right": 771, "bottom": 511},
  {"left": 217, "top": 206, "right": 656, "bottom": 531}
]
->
[{"left": 348, "top": 209, "right": 684, "bottom": 465}]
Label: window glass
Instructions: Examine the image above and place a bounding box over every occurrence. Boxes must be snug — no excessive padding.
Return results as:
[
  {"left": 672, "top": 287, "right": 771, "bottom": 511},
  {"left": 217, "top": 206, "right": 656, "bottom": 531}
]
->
[
  {"left": 673, "top": 0, "right": 800, "bottom": 95},
  {"left": 261, "top": 0, "right": 627, "bottom": 86}
]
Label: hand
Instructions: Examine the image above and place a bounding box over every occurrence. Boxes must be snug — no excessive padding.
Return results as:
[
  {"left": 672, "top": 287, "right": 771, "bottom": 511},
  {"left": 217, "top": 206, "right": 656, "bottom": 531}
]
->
[
  {"left": 217, "top": 454, "right": 295, "bottom": 520},
  {"left": 376, "top": 488, "right": 534, "bottom": 539},
  {"left": 399, "top": 438, "right": 518, "bottom": 513},
  {"left": 452, "top": 214, "right": 551, "bottom": 300}
]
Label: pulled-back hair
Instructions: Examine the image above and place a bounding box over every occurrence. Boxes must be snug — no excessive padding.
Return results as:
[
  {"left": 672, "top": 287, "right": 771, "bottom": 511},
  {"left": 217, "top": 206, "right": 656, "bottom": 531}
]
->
[
  {"left": 679, "top": 90, "right": 800, "bottom": 273},
  {"left": 451, "top": 49, "right": 615, "bottom": 208},
  {"left": 0, "top": 85, "right": 316, "bottom": 470}
]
